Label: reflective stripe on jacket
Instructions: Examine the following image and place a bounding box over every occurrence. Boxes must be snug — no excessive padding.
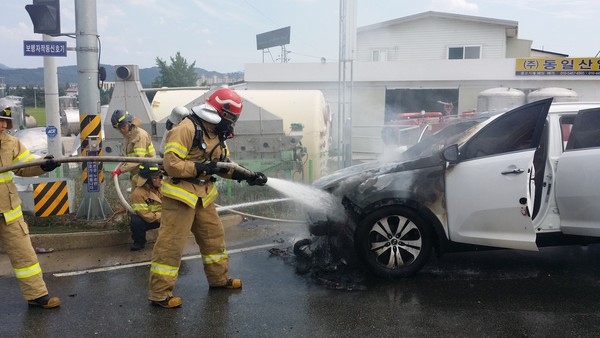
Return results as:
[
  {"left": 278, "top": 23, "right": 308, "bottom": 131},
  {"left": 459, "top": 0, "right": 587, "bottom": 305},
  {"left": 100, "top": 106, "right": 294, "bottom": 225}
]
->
[{"left": 130, "top": 184, "right": 162, "bottom": 223}]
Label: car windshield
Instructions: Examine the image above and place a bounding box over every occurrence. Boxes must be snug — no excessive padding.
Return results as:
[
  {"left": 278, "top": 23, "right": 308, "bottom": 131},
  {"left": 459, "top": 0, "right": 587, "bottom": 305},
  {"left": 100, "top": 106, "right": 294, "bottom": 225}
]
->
[{"left": 393, "top": 117, "right": 488, "bottom": 161}]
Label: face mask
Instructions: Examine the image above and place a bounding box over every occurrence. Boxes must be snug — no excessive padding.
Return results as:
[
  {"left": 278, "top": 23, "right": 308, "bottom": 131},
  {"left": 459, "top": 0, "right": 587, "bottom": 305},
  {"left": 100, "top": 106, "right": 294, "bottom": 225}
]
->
[{"left": 215, "top": 119, "right": 234, "bottom": 140}]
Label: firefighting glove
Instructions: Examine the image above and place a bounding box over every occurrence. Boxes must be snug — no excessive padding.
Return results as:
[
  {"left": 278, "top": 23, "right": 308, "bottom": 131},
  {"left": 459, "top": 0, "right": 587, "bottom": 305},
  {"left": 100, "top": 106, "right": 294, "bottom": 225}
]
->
[
  {"left": 40, "top": 155, "right": 60, "bottom": 172},
  {"left": 194, "top": 161, "right": 218, "bottom": 177},
  {"left": 246, "top": 172, "right": 268, "bottom": 186}
]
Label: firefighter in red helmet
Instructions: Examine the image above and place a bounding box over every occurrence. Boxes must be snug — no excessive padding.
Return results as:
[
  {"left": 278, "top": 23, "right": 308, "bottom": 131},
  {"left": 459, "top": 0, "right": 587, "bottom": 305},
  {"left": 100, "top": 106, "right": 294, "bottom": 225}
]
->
[
  {"left": 148, "top": 87, "right": 267, "bottom": 308},
  {"left": 0, "top": 98, "right": 61, "bottom": 309}
]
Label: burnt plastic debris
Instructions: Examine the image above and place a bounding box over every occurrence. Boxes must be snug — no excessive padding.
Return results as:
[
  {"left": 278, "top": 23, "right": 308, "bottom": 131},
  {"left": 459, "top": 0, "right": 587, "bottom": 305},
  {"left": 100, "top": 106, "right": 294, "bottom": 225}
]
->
[{"left": 289, "top": 235, "right": 369, "bottom": 291}]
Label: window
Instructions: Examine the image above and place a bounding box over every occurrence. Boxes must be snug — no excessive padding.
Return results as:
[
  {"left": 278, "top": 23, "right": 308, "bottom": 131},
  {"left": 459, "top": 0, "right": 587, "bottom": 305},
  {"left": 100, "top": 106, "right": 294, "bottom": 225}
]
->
[
  {"left": 448, "top": 46, "right": 481, "bottom": 60},
  {"left": 565, "top": 108, "right": 600, "bottom": 150},
  {"left": 371, "top": 49, "right": 387, "bottom": 62},
  {"left": 460, "top": 99, "right": 550, "bottom": 161}
]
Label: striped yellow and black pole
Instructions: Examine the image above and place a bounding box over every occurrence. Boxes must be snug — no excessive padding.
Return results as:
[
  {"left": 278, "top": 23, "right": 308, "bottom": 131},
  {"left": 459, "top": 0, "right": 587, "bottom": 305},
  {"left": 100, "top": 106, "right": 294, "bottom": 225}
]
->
[
  {"left": 76, "top": 113, "right": 113, "bottom": 220},
  {"left": 79, "top": 114, "right": 104, "bottom": 189}
]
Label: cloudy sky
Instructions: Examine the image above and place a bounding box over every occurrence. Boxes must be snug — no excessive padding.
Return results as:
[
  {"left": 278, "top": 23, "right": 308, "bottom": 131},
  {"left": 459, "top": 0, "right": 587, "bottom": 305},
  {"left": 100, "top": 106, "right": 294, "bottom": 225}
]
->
[{"left": 1, "top": 0, "right": 598, "bottom": 73}]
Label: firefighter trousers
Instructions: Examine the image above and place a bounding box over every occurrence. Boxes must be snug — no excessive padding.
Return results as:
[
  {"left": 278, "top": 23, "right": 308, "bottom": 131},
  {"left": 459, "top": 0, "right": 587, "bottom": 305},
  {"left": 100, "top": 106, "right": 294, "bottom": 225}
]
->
[
  {"left": 148, "top": 197, "right": 230, "bottom": 301},
  {"left": 0, "top": 216, "right": 48, "bottom": 300},
  {"left": 129, "top": 214, "right": 159, "bottom": 245}
]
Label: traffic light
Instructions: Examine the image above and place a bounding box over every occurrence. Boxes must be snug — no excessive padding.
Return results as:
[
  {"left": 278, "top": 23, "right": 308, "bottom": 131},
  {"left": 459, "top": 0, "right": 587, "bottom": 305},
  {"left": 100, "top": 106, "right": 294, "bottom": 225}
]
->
[{"left": 25, "top": 0, "right": 61, "bottom": 35}]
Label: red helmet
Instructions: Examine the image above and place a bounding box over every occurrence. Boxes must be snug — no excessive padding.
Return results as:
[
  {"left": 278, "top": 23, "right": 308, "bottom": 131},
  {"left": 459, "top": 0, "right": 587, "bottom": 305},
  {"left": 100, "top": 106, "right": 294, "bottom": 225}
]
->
[{"left": 205, "top": 88, "right": 242, "bottom": 123}]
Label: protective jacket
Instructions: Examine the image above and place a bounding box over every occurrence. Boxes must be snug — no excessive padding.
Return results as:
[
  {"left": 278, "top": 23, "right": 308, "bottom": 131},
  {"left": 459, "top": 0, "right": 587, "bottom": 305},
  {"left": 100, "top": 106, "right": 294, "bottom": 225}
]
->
[
  {"left": 0, "top": 132, "right": 51, "bottom": 300},
  {"left": 160, "top": 118, "right": 234, "bottom": 207},
  {"left": 0, "top": 133, "right": 45, "bottom": 217},
  {"left": 120, "top": 126, "right": 156, "bottom": 175},
  {"left": 130, "top": 184, "right": 162, "bottom": 223}
]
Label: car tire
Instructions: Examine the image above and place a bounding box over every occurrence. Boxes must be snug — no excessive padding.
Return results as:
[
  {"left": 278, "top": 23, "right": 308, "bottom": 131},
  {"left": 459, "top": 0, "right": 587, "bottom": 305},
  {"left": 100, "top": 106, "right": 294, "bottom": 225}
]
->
[{"left": 355, "top": 206, "right": 432, "bottom": 278}]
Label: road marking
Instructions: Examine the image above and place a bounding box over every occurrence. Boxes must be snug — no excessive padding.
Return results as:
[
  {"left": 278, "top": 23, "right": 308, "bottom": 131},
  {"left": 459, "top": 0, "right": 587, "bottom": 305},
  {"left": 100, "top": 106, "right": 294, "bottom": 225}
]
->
[{"left": 53, "top": 243, "right": 281, "bottom": 277}]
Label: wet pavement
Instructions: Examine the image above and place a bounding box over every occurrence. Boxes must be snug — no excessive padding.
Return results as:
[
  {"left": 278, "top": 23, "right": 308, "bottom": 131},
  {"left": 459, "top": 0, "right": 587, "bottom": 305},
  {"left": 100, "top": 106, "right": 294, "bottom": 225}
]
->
[{"left": 2, "top": 219, "right": 600, "bottom": 337}]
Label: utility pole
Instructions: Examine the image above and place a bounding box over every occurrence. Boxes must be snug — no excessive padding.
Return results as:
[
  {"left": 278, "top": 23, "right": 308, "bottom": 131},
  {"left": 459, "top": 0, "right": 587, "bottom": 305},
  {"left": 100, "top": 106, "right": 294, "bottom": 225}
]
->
[
  {"left": 338, "top": 0, "right": 356, "bottom": 168},
  {"left": 74, "top": 0, "right": 113, "bottom": 219},
  {"left": 43, "top": 33, "right": 62, "bottom": 178}
]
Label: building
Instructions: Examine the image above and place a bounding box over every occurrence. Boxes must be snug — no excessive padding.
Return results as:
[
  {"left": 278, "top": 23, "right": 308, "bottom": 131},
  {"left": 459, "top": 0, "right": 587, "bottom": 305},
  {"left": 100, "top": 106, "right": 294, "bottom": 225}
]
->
[{"left": 243, "top": 11, "right": 600, "bottom": 161}]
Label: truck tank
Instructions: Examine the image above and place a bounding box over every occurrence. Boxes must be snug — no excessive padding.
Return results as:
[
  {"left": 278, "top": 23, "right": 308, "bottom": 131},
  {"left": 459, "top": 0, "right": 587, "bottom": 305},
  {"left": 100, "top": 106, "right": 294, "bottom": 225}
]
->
[
  {"left": 477, "top": 88, "right": 526, "bottom": 114},
  {"left": 104, "top": 65, "right": 330, "bottom": 181},
  {"left": 527, "top": 87, "right": 579, "bottom": 103}
]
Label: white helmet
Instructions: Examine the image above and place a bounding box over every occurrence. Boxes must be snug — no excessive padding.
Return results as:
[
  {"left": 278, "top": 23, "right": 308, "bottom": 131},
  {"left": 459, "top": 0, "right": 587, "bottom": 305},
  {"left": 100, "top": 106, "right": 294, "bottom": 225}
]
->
[
  {"left": 191, "top": 103, "right": 221, "bottom": 124},
  {"left": 167, "top": 106, "right": 190, "bottom": 130}
]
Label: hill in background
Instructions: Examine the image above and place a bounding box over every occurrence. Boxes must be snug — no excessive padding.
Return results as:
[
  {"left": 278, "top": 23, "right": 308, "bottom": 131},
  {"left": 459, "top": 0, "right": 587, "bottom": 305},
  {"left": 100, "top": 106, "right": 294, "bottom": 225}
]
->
[{"left": 0, "top": 64, "right": 243, "bottom": 87}]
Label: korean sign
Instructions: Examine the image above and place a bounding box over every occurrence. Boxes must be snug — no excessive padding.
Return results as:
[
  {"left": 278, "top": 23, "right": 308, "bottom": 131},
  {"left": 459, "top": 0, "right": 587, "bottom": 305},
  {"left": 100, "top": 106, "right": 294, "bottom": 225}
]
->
[
  {"left": 23, "top": 40, "right": 67, "bottom": 57},
  {"left": 515, "top": 58, "right": 600, "bottom": 76},
  {"left": 516, "top": 58, "right": 600, "bottom": 76}
]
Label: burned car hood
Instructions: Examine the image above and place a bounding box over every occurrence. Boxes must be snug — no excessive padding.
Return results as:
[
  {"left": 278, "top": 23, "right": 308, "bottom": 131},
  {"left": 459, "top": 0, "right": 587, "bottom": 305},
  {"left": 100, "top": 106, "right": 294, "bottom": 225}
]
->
[
  {"left": 312, "top": 118, "right": 485, "bottom": 193},
  {"left": 312, "top": 155, "right": 443, "bottom": 192}
]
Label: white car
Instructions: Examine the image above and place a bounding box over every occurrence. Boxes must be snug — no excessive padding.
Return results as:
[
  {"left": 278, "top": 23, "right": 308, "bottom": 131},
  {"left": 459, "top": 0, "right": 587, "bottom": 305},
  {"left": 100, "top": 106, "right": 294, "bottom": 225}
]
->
[{"left": 303, "top": 98, "right": 600, "bottom": 278}]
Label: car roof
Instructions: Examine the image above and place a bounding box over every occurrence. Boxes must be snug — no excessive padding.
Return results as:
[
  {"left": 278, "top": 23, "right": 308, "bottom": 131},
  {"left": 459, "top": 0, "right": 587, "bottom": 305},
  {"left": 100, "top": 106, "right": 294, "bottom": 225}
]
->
[{"left": 548, "top": 101, "right": 600, "bottom": 114}]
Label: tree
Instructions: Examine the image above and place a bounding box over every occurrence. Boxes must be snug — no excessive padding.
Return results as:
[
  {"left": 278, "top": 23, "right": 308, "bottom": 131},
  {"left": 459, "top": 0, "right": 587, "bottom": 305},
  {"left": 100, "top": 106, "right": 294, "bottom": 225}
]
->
[
  {"left": 148, "top": 52, "right": 197, "bottom": 102},
  {"left": 100, "top": 87, "right": 113, "bottom": 105},
  {"left": 151, "top": 52, "right": 197, "bottom": 88}
]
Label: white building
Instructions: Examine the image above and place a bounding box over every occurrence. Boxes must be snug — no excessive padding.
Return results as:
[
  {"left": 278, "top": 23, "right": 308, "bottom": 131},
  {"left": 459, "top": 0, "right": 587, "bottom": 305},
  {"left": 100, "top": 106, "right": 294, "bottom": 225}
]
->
[{"left": 243, "top": 11, "right": 600, "bottom": 161}]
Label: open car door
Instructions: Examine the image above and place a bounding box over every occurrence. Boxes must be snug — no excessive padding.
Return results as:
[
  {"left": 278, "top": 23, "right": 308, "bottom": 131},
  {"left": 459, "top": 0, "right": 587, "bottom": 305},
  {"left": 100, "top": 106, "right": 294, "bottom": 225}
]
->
[
  {"left": 555, "top": 108, "right": 600, "bottom": 236},
  {"left": 445, "top": 98, "right": 552, "bottom": 250}
]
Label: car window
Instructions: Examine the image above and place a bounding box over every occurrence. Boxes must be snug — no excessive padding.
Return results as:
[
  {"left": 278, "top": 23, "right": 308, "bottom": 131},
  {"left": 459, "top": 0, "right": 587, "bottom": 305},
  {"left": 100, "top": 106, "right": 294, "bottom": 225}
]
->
[
  {"left": 400, "top": 119, "right": 482, "bottom": 160},
  {"left": 460, "top": 98, "right": 551, "bottom": 161},
  {"left": 559, "top": 115, "right": 576, "bottom": 151},
  {"left": 565, "top": 108, "right": 600, "bottom": 150}
]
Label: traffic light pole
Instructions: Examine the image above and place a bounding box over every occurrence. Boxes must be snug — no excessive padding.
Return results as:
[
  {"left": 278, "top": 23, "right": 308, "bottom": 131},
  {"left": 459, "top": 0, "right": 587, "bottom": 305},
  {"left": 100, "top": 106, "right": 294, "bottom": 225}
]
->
[
  {"left": 43, "top": 34, "right": 62, "bottom": 177},
  {"left": 74, "top": 0, "right": 113, "bottom": 220}
]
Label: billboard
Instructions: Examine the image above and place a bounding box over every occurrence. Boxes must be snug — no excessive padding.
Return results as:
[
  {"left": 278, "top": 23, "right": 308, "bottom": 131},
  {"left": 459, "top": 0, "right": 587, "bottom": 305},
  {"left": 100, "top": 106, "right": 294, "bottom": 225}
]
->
[
  {"left": 256, "top": 26, "right": 291, "bottom": 50},
  {"left": 516, "top": 58, "right": 600, "bottom": 76}
]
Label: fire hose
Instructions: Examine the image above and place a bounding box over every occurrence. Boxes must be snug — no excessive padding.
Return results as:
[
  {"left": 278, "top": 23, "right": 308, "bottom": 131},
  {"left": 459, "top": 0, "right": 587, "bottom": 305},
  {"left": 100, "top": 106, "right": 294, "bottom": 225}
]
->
[
  {"left": 0, "top": 155, "right": 254, "bottom": 177},
  {"left": 0, "top": 156, "right": 303, "bottom": 223}
]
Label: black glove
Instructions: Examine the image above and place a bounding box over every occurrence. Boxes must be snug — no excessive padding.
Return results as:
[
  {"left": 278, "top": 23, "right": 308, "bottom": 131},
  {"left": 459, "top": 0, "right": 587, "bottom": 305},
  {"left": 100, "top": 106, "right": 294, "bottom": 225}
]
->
[
  {"left": 246, "top": 171, "right": 268, "bottom": 186},
  {"left": 194, "top": 161, "right": 217, "bottom": 177},
  {"left": 40, "top": 155, "right": 60, "bottom": 172}
]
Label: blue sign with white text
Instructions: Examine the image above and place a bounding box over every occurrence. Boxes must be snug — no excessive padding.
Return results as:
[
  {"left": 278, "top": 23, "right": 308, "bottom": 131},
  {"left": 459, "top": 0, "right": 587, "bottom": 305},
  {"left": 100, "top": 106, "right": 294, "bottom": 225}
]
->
[
  {"left": 45, "top": 125, "right": 58, "bottom": 138},
  {"left": 87, "top": 151, "right": 100, "bottom": 192},
  {"left": 23, "top": 40, "right": 67, "bottom": 57}
]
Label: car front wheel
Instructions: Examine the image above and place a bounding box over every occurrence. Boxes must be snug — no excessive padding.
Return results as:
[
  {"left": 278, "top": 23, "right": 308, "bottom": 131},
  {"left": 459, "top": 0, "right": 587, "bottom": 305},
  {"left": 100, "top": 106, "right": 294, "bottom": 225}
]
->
[{"left": 355, "top": 206, "right": 432, "bottom": 278}]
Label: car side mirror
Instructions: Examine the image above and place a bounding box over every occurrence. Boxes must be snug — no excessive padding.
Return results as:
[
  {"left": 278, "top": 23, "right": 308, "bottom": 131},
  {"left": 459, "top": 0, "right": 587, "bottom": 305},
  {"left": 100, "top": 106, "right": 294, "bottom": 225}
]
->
[{"left": 441, "top": 144, "right": 459, "bottom": 163}]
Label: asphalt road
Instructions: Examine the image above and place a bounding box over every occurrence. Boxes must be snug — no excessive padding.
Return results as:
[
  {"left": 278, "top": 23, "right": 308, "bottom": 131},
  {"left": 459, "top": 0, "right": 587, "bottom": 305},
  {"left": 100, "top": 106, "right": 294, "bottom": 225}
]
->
[{"left": 2, "top": 220, "right": 600, "bottom": 337}]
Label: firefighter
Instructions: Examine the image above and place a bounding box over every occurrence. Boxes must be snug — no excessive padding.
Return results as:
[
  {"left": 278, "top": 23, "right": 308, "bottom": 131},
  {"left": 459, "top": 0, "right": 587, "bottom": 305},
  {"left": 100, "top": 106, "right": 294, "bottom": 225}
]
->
[
  {"left": 0, "top": 98, "right": 61, "bottom": 309},
  {"left": 129, "top": 162, "right": 162, "bottom": 251},
  {"left": 110, "top": 109, "right": 156, "bottom": 180},
  {"left": 148, "top": 87, "right": 268, "bottom": 308}
]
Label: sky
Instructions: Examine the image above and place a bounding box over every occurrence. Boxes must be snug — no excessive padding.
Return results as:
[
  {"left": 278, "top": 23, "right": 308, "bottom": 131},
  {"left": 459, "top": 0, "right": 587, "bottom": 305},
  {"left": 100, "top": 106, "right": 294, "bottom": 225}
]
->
[{"left": 1, "top": 0, "right": 599, "bottom": 73}]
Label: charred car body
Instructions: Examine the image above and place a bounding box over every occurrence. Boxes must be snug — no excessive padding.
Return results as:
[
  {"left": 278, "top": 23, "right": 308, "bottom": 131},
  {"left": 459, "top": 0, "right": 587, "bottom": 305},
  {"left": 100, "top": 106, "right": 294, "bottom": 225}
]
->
[{"left": 302, "top": 98, "right": 600, "bottom": 278}]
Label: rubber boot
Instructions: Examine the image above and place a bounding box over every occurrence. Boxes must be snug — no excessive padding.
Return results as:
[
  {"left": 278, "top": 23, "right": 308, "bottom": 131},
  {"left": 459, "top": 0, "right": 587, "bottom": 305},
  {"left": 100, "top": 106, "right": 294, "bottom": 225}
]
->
[
  {"left": 152, "top": 296, "right": 182, "bottom": 309},
  {"left": 210, "top": 278, "right": 242, "bottom": 289},
  {"left": 28, "top": 295, "right": 61, "bottom": 309}
]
